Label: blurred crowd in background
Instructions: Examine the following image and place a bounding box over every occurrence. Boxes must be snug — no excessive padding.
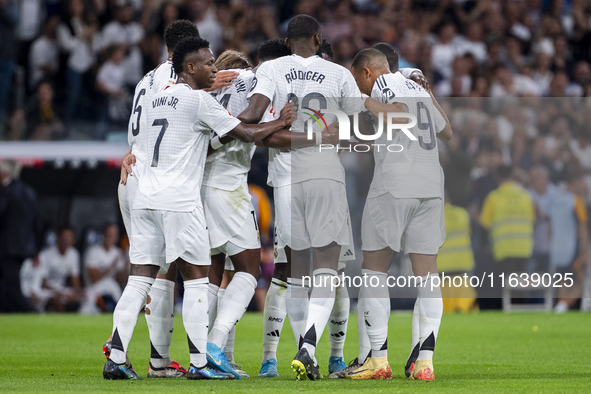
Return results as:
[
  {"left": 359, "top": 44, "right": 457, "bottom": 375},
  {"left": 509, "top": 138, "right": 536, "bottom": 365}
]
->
[
  {"left": 1, "top": 0, "right": 591, "bottom": 313},
  {"left": 3, "top": 0, "right": 591, "bottom": 139}
]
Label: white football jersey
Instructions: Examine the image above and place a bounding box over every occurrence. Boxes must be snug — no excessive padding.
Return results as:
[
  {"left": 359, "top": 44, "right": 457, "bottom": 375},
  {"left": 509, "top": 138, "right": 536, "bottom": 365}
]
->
[
  {"left": 248, "top": 54, "right": 365, "bottom": 187},
  {"left": 133, "top": 83, "right": 241, "bottom": 212},
  {"left": 203, "top": 68, "right": 256, "bottom": 191},
  {"left": 369, "top": 72, "right": 446, "bottom": 199},
  {"left": 153, "top": 60, "right": 177, "bottom": 93},
  {"left": 128, "top": 61, "right": 176, "bottom": 177}
]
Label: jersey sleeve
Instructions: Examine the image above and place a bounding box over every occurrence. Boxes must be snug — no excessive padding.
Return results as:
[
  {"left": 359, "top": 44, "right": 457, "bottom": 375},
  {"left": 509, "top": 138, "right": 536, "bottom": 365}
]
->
[
  {"left": 248, "top": 60, "right": 275, "bottom": 101},
  {"left": 399, "top": 68, "right": 421, "bottom": 78},
  {"left": 340, "top": 69, "right": 365, "bottom": 115},
  {"left": 197, "top": 92, "right": 241, "bottom": 138},
  {"left": 153, "top": 63, "right": 176, "bottom": 93},
  {"left": 260, "top": 105, "right": 276, "bottom": 123}
]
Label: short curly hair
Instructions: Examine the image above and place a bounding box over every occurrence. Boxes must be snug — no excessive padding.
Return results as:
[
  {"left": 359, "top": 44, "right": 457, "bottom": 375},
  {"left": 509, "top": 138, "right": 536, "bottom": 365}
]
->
[
  {"left": 258, "top": 39, "right": 291, "bottom": 62},
  {"left": 287, "top": 14, "right": 321, "bottom": 41},
  {"left": 164, "top": 20, "right": 200, "bottom": 53},
  {"left": 172, "top": 37, "right": 211, "bottom": 75}
]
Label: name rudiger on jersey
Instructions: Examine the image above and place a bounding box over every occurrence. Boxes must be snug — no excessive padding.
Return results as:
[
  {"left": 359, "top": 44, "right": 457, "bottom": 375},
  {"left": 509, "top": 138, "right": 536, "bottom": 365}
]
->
[{"left": 285, "top": 68, "right": 326, "bottom": 84}]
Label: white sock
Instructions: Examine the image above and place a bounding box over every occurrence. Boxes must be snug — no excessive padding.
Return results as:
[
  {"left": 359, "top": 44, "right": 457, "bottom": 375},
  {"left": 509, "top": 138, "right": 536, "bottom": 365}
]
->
[
  {"left": 145, "top": 278, "right": 175, "bottom": 368},
  {"left": 207, "top": 284, "right": 219, "bottom": 334},
  {"left": 360, "top": 269, "right": 390, "bottom": 359},
  {"left": 328, "top": 281, "right": 349, "bottom": 359},
  {"left": 357, "top": 297, "right": 371, "bottom": 363},
  {"left": 286, "top": 277, "right": 309, "bottom": 349},
  {"left": 216, "top": 288, "right": 234, "bottom": 359},
  {"left": 224, "top": 325, "right": 236, "bottom": 363},
  {"left": 301, "top": 269, "right": 337, "bottom": 360},
  {"left": 262, "top": 278, "right": 287, "bottom": 362},
  {"left": 408, "top": 298, "right": 420, "bottom": 362},
  {"left": 183, "top": 278, "right": 209, "bottom": 368},
  {"left": 110, "top": 275, "right": 154, "bottom": 364},
  {"left": 417, "top": 273, "right": 443, "bottom": 361},
  {"left": 209, "top": 272, "right": 257, "bottom": 348}
]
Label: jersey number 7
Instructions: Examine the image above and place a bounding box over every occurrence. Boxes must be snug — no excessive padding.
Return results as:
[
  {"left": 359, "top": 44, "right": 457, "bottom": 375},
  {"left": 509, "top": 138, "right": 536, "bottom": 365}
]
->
[{"left": 151, "top": 118, "right": 169, "bottom": 167}]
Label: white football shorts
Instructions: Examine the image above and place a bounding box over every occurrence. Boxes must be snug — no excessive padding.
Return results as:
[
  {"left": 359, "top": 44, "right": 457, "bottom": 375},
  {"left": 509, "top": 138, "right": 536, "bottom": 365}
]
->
[
  {"left": 361, "top": 193, "right": 446, "bottom": 255},
  {"left": 118, "top": 172, "right": 139, "bottom": 237},
  {"left": 202, "top": 185, "right": 261, "bottom": 256},
  {"left": 130, "top": 206, "right": 210, "bottom": 273},
  {"left": 274, "top": 179, "right": 352, "bottom": 252}
]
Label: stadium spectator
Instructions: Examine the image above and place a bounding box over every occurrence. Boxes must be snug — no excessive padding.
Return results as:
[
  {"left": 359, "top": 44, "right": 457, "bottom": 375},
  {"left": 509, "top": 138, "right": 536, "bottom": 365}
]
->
[
  {"left": 431, "top": 20, "right": 460, "bottom": 82},
  {"left": 0, "top": 159, "right": 37, "bottom": 312},
  {"left": 549, "top": 174, "right": 589, "bottom": 312},
  {"left": 20, "top": 255, "right": 55, "bottom": 312},
  {"left": 95, "top": 44, "right": 130, "bottom": 138},
  {"left": 480, "top": 165, "right": 535, "bottom": 275},
  {"left": 529, "top": 166, "right": 558, "bottom": 274},
  {"left": 438, "top": 192, "right": 477, "bottom": 313},
  {"left": 28, "top": 15, "right": 60, "bottom": 91},
  {"left": 21, "top": 81, "right": 66, "bottom": 141},
  {"left": 455, "top": 22, "right": 487, "bottom": 64},
  {"left": 57, "top": 0, "right": 100, "bottom": 123},
  {"left": 0, "top": 0, "right": 18, "bottom": 136},
  {"left": 38, "top": 226, "right": 83, "bottom": 312},
  {"left": 15, "top": 0, "right": 45, "bottom": 87},
  {"left": 187, "top": 0, "right": 223, "bottom": 55},
  {"left": 148, "top": 1, "right": 180, "bottom": 68},
  {"left": 80, "top": 223, "right": 127, "bottom": 314},
  {"left": 98, "top": 1, "right": 145, "bottom": 86}
]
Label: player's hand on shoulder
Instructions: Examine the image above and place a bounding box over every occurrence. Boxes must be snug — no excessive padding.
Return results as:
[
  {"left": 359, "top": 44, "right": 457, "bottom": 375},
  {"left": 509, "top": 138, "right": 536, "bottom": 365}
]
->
[
  {"left": 322, "top": 122, "right": 340, "bottom": 144},
  {"left": 204, "top": 71, "right": 239, "bottom": 91},
  {"left": 409, "top": 70, "right": 430, "bottom": 93},
  {"left": 278, "top": 102, "right": 298, "bottom": 127}
]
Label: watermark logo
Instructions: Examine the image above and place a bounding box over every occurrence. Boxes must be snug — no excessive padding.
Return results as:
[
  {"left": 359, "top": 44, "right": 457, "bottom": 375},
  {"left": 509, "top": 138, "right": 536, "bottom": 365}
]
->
[
  {"left": 305, "top": 108, "right": 417, "bottom": 152},
  {"left": 303, "top": 107, "right": 328, "bottom": 131}
]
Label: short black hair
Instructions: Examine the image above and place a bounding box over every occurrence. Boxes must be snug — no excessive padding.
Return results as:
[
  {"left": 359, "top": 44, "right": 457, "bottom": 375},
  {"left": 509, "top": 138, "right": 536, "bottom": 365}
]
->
[
  {"left": 498, "top": 165, "right": 513, "bottom": 180},
  {"left": 372, "top": 42, "right": 398, "bottom": 72},
  {"left": 102, "top": 222, "right": 118, "bottom": 234},
  {"left": 172, "top": 37, "right": 211, "bottom": 75},
  {"left": 319, "top": 39, "right": 334, "bottom": 60},
  {"left": 57, "top": 225, "right": 74, "bottom": 236},
  {"left": 287, "top": 14, "right": 321, "bottom": 41},
  {"left": 164, "top": 20, "right": 200, "bottom": 53},
  {"left": 258, "top": 39, "right": 291, "bottom": 62},
  {"left": 351, "top": 48, "right": 388, "bottom": 70}
]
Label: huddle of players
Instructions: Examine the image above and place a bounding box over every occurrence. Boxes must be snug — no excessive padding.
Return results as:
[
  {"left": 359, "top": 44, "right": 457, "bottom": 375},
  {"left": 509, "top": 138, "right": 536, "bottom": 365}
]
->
[{"left": 102, "top": 13, "right": 451, "bottom": 382}]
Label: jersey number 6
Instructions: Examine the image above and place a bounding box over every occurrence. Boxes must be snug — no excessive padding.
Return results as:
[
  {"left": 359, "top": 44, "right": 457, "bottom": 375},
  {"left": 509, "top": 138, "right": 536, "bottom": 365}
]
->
[{"left": 131, "top": 88, "right": 146, "bottom": 136}]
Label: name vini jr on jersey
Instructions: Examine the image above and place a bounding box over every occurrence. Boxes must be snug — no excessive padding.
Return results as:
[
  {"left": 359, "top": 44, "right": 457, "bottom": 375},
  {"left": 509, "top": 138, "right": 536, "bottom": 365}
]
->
[
  {"left": 285, "top": 68, "right": 326, "bottom": 84},
  {"left": 153, "top": 96, "right": 179, "bottom": 109}
]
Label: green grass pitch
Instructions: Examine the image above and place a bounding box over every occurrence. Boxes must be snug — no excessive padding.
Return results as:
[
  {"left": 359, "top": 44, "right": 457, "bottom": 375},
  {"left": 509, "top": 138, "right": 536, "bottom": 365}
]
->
[{"left": 0, "top": 311, "right": 589, "bottom": 392}]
